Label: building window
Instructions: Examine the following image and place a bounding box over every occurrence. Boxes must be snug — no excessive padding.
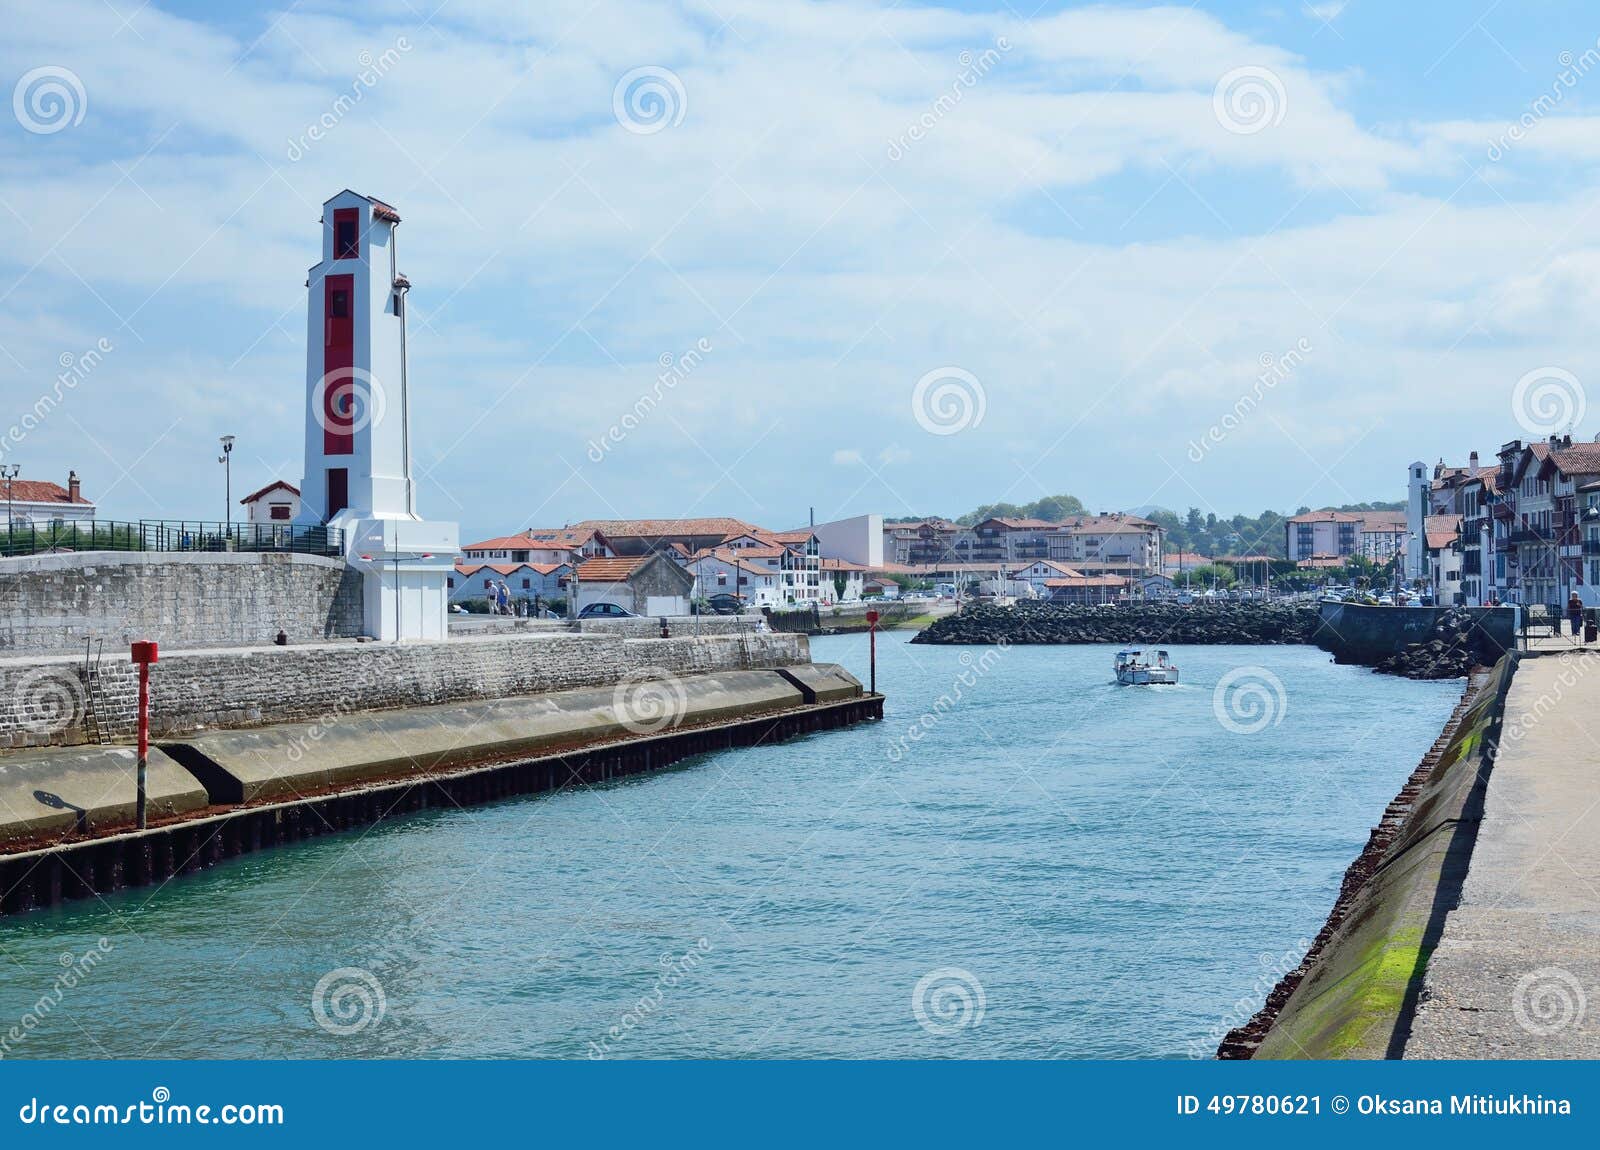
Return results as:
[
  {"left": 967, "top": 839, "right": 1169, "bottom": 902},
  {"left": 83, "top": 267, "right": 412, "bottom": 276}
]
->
[
  {"left": 448, "top": 578, "right": 455, "bottom": 589},
  {"left": 269, "top": 503, "right": 291, "bottom": 521},
  {"left": 330, "top": 289, "right": 350, "bottom": 318},
  {"left": 521, "top": 578, "right": 530, "bottom": 589},
  {"left": 334, "top": 208, "right": 359, "bottom": 259}
]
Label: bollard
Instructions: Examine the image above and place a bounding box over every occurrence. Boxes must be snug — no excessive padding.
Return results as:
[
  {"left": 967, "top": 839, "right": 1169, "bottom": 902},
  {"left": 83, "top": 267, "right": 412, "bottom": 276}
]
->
[
  {"left": 865, "top": 609, "right": 879, "bottom": 695},
  {"left": 129, "top": 640, "right": 159, "bottom": 829},
  {"left": 660, "top": 615, "right": 670, "bottom": 639}
]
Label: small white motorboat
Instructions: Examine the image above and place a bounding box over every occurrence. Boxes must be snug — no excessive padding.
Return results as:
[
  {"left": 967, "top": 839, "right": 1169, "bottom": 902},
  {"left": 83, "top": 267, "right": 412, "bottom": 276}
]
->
[{"left": 1114, "top": 646, "right": 1179, "bottom": 685}]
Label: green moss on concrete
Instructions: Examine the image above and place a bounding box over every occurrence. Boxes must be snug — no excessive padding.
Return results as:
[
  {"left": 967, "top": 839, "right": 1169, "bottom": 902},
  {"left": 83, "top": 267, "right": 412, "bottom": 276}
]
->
[{"left": 1252, "top": 656, "right": 1513, "bottom": 1060}]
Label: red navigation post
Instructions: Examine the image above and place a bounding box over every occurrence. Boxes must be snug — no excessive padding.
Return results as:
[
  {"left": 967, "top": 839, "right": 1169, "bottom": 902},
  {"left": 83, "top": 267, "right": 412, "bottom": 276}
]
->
[
  {"left": 865, "top": 609, "right": 879, "bottom": 696},
  {"left": 130, "top": 641, "right": 159, "bottom": 829}
]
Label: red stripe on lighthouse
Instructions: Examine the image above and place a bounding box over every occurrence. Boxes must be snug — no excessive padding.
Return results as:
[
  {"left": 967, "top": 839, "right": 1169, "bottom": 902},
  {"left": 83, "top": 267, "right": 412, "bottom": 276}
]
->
[{"left": 323, "top": 274, "right": 354, "bottom": 455}]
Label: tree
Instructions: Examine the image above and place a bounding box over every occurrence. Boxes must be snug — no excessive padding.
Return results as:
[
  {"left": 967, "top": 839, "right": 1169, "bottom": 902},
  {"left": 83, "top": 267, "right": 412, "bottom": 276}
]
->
[{"left": 1188, "top": 563, "right": 1237, "bottom": 588}]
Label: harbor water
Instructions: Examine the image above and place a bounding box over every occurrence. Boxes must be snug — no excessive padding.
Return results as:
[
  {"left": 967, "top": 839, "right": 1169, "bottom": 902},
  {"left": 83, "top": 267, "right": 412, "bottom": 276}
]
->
[{"left": 0, "top": 632, "right": 1460, "bottom": 1059}]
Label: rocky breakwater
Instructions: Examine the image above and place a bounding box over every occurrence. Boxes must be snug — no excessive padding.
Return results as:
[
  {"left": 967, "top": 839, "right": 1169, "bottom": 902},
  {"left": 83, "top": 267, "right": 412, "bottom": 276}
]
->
[
  {"left": 911, "top": 602, "right": 1320, "bottom": 646},
  {"left": 1372, "top": 607, "right": 1502, "bottom": 680}
]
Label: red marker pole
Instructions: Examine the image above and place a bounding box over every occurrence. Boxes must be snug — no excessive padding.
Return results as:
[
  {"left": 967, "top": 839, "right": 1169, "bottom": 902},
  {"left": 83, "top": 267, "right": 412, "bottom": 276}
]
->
[
  {"left": 130, "top": 641, "right": 159, "bottom": 829},
  {"left": 866, "top": 609, "right": 879, "bottom": 695}
]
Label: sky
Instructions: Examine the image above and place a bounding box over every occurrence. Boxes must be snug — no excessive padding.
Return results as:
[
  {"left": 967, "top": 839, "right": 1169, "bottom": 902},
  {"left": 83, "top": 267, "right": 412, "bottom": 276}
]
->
[{"left": 3, "top": 0, "right": 1600, "bottom": 543}]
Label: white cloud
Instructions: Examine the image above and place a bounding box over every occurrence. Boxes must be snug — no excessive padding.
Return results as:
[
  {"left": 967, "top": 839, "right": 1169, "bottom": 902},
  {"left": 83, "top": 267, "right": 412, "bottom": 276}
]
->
[{"left": 0, "top": 0, "right": 1596, "bottom": 532}]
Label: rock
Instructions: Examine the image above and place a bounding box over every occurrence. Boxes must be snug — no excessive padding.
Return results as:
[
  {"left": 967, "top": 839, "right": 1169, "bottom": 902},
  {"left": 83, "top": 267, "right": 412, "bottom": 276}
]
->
[{"left": 910, "top": 602, "right": 1320, "bottom": 647}]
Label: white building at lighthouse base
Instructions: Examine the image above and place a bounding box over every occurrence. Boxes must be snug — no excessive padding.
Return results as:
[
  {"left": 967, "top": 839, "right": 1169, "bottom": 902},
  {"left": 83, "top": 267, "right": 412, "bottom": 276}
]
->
[{"left": 341, "top": 516, "right": 458, "bottom": 642}]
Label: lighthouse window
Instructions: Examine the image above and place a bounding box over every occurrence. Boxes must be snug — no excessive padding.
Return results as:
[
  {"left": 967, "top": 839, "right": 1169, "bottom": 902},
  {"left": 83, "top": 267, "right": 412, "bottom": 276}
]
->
[
  {"left": 330, "top": 290, "right": 349, "bottom": 318},
  {"left": 392, "top": 292, "right": 402, "bottom": 316},
  {"left": 334, "top": 208, "right": 360, "bottom": 259}
]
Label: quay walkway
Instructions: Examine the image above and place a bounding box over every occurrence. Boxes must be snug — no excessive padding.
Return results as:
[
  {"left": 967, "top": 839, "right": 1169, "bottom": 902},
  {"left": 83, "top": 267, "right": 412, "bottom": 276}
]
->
[{"left": 1406, "top": 648, "right": 1600, "bottom": 1057}]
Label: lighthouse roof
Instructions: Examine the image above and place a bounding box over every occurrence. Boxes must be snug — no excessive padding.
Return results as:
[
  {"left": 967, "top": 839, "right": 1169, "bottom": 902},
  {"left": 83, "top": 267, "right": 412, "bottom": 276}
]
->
[{"left": 321, "top": 189, "right": 401, "bottom": 222}]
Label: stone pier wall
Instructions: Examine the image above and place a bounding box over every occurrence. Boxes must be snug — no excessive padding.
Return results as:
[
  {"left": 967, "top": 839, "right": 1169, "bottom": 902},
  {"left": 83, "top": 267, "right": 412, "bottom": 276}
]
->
[
  {"left": 1313, "top": 602, "right": 1518, "bottom": 664},
  {"left": 0, "top": 551, "right": 364, "bottom": 655},
  {"left": 0, "top": 629, "right": 811, "bottom": 748}
]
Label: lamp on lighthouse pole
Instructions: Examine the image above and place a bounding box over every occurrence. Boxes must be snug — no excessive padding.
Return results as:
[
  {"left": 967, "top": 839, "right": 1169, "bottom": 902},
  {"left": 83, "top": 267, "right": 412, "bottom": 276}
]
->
[{"left": 218, "top": 435, "right": 235, "bottom": 531}]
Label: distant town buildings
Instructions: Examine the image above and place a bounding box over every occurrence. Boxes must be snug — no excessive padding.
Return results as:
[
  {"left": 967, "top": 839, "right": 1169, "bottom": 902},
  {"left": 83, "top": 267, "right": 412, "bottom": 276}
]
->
[
  {"left": 1284, "top": 508, "right": 1407, "bottom": 565},
  {"left": 882, "top": 513, "right": 1164, "bottom": 578},
  {"left": 1405, "top": 437, "right": 1600, "bottom": 609}
]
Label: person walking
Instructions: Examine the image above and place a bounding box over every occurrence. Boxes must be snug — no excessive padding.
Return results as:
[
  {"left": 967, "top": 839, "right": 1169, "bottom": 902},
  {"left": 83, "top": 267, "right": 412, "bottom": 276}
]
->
[{"left": 1568, "top": 590, "right": 1584, "bottom": 642}]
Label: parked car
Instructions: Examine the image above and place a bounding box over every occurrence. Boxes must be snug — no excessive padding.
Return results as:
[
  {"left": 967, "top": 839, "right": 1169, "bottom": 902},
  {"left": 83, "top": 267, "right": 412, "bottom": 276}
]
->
[
  {"left": 577, "top": 602, "right": 638, "bottom": 619},
  {"left": 705, "top": 593, "right": 746, "bottom": 615}
]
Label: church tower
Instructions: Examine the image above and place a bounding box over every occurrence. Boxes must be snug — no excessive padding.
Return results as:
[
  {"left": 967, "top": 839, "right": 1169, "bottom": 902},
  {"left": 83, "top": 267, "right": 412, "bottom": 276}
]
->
[{"left": 297, "top": 190, "right": 457, "bottom": 640}]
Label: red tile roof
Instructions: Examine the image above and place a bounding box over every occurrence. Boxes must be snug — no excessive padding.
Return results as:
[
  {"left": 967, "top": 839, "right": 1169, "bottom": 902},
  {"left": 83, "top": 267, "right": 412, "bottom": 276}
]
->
[
  {"left": 1424, "top": 515, "right": 1461, "bottom": 551},
  {"left": 1287, "top": 509, "right": 1362, "bottom": 524},
  {"left": 1055, "top": 514, "right": 1157, "bottom": 532},
  {"left": 575, "top": 556, "right": 650, "bottom": 581},
  {"left": 1012, "top": 559, "right": 1084, "bottom": 578},
  {"left": 239, "top": 480, "right": 299, "bottom": 505},
  {"left": 7, "top": 479, "right": 91, "bottom": 506},
  {"left": 463, "top": 528, "right": 603, "bottom": 552},
  {"left": 572, "top": 517, "right": 762, "bottom": 539}
]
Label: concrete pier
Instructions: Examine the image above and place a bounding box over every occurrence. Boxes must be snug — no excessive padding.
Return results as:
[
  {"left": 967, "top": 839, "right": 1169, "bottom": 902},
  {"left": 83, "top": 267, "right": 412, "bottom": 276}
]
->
[
  {"left": 1405, "top": 650, "right": 1600, "bottom": 1058},
  {"left": 0, "top": 689, "right": 882, "bottom": 917}
]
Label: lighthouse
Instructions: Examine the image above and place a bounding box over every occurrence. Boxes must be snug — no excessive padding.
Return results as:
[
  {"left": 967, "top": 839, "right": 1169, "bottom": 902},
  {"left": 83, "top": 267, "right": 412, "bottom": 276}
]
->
[{"left": 297, "top": 190, "right": 458, "bottom": 641}]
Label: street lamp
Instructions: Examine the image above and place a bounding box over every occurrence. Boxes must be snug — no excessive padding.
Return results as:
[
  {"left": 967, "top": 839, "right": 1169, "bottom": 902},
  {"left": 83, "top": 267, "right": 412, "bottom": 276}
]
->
[
  {"left": 218, "top": 435, "right": 235, "bottom": 528},
  {"left": 2, "top": 464, "right": 18, "bottom": 552}
]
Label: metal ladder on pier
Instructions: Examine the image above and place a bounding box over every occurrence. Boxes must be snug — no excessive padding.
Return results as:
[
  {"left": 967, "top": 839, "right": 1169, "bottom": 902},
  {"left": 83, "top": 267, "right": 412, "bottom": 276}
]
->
[{"left": 79, "top": 639, "right": 109, "bottom": 744}]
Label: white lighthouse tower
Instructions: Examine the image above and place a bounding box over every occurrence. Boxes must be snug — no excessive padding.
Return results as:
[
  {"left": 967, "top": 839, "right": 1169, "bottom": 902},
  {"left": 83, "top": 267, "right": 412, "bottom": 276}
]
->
[{"left": 297, "top": 190, "right": 457, "bottom": 641}]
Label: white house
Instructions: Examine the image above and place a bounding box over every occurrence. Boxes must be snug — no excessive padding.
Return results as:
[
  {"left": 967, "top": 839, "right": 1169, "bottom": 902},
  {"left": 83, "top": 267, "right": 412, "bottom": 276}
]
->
[
  {"left": 239, "top": 480, "right": 300, "bottom": 524},
  {"left": 461, "top": 527, "right": 612, "bottom": 565},
  {"left": 682, "top": 546, "right": 786, "bottom": 607},
  {"left": 2, "top": 471, "right": 95, "bottom": 526},
  {"left": 449, "top": 561, "right": 569, "bottom": 607},
  {"left": 1008, "top": 558, "right": 1085, "bottom": 595},
  {"left": 295, "top": 190, "right": 458, "bottom": 641},
  {"left": 574, "top": 553, "right": 694, "bottom": 616},
  {"left": 819, "top": 557, "right": 869, "bottom": 603}
]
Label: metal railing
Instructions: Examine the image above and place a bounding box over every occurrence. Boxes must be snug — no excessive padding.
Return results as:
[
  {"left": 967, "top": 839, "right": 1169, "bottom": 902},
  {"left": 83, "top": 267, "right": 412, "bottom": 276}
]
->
[{"left": 1, "top": 519, "right": 344, "bottom": 559}]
